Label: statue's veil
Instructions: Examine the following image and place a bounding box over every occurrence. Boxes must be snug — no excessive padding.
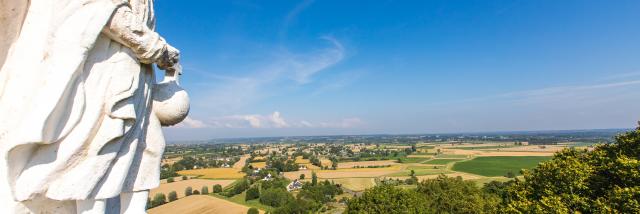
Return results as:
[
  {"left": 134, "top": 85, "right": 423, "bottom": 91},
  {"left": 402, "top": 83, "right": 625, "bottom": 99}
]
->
[{"left": 0, "top": 0, "right": 29, "bottom": 69}]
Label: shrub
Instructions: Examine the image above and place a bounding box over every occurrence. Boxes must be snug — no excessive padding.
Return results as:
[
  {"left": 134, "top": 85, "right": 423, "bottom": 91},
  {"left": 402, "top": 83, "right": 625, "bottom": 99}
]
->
[
  {"left": 193, "top": 190, "right": 200, "bottom": 195},
  {"left": 246, "top": 186, "right": 260, "bottom": 201},
  {"left": 201, "top": 186, "right": 209, "bottom": 195},
  {"left": 167, "top": 177, "right": 175, "bottom": 183},
  {"left": 182, "top": 175, "right": 188, "bottom": 180},
  {"left": 300, "top": 174, "right": 305, "bottom": 180},
  {"left": 151, "top": 193, "right": 167, "bottom": 208},
  {"left": 213, "top": 184, "right": 223, "bottom": 193},
  {"left": 247, "top": 208, "right": 259, "bottom": 214},
  {"left": 311, "top": 172, "right": 318, "bottom": 186},
  {"left": 185, "top": 186, "right": 193, "bottom": 196},
  {"left": 168, "top": 191, "right": 178, "bottom": 202}
]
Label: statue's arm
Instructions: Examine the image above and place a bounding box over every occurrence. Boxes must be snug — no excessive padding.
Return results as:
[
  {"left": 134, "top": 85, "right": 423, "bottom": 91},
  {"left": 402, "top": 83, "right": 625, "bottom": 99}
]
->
[{"left": 102, "top": 4, "right": 179, "bottom": 68}]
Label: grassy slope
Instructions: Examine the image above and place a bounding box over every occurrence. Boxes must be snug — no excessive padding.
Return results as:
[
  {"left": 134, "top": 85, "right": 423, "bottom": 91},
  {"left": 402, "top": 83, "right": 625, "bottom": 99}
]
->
[
  {"left": 452, "top": 156, "right": 552, "bottom": 177},
  {"left": 211, "top": 191, "right": 274, "bottom": 212}
]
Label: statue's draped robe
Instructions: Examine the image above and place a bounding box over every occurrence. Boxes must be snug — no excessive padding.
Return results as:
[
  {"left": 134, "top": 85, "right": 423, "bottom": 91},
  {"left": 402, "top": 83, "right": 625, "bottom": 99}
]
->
[{"left": 0, "top": 0, "right": 166, "bottom": 202}]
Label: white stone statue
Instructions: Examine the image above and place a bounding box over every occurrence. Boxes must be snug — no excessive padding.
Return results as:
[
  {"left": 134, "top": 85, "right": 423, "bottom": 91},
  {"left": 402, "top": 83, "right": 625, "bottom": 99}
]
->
[{"left": 0, "top": 0, "right": 189, "bottom": 213}]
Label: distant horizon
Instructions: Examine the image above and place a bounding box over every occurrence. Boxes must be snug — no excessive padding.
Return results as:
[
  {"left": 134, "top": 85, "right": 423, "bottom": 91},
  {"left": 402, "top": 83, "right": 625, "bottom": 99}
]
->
[{"left": 166, "top": 126, "right": 631, "bottom": 143}]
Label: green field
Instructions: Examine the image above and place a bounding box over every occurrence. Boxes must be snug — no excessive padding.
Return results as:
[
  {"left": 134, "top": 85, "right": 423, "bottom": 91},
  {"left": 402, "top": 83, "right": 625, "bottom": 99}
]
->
[
  {"left": 398, "top": 157, "right": 431, "bottom": 163},
  {"left": 454, "top": 145, "right": 516, "bottom": 150},
  {"left": 423, "top": 158, "right": 464, "bottom": 165},
  {"left": 435, "top": 154, "right": 469, "bottom": 158},
  {"left": 452, "top": 156, "right": 552, "bottom": 177}
]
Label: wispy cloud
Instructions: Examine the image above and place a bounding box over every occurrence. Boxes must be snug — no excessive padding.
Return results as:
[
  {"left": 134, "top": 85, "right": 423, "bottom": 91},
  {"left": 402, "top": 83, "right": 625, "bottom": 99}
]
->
[
  {"left": 194, "top": 37, "right": 345, "bottom": 112},
  {"left": 280, "top": 0, "right": 316, "bottom": 40},
  {"left": 425, "top": 79, "right": 640, "bottom": 107},
  {"left": 172, "top": 111, "right": 362, "bottom": 129}
]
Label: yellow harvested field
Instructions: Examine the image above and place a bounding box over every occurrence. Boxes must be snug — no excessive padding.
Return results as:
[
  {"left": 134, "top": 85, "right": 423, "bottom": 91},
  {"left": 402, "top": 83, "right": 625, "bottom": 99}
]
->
[
  {"left": 284, "top": 165, "right": 403, "bottom": 180},
  {"left": 294, "top": 156, "right": 310, "bottom": 164},
  {"left": 390, "top": 172, "right": 483, "bottom": 181},
  {"left": 250, "top": 161, "right": 267, "bottom": 168},
  {"left": 496, "top": 145, "right": 566, "bottom": 152},
  {"left": 179, "top": 168, "right": 245, "bottom": 179},
  {"left": 441, "top": 149, "right": 554, "bottom": 157},
  {"left": 148, "top": 195, "right": 260, "bottom": 214},
  {"left": 330, "top": 178, "right": 377, "bottom": 191},
  {"left": 476, "top": 151, "right": 554, "bottom": 156},
  {"left": 320, "top": 158, "right": 332, "bottom": 167},
  {"left": 337, "top": 160, "right": 398, "bottom": 168},
  {"left": 233, "top": 155, "right": 250, "bottom": 169},
  {"left": 151, "top": 179, "right": 235, "bottom": 199}
]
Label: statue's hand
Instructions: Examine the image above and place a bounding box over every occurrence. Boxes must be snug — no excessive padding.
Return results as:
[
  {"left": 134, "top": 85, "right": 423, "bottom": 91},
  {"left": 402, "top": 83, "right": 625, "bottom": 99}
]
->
[{"left": 157, "top": 44, "right": 180, "bottom": 70}]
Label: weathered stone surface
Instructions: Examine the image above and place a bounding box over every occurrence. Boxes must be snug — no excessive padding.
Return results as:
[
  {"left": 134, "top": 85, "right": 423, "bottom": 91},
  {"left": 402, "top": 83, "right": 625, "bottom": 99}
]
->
[{"left": 0, "top": 0, "right": 187, "bottom": 213}]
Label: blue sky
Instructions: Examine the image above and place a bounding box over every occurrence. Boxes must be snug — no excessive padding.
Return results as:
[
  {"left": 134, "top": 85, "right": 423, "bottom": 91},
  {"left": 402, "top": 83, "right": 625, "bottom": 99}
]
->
[{"left": 155, "top": 0, "right": 640, "bottom": 140}]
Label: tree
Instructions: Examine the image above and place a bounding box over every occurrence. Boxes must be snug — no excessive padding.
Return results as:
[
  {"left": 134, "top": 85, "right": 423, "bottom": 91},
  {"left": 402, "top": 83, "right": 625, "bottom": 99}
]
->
[
  {"left": 299, "top": 174, "right": 305, "bottom": 180},
  {"left": 272, "top": 198, "right": 319, "bottom": 214},
  {"left": 185, "top": 186, "right": 193, "bottom": 196},
  {"left": 246, "top": 186, "right": 260, "bottom": 201},
  {"left": 416, "top": 175, "right": 499, "bottom": 213},
  {"left": 151, "top": 193, "right": 167, "bottom": 207},
  {"left": 502, "top": 126, "right": 640, "bottom": 213},
  {"left": 167, "top": 177, "right": 175, "bottom": 183},
  {"left": 259, "top": 188, "right": 294, "bottom": 207},
  {"left": 505, "top": 171, "right": 515, "bottom": 178},
  {"left": 213, "top": 184, "right": 223, "bottom": 193},
  {"left": 168, "top": 191, "right": 178, "bottom": 202},
  {"left": 247, "top": 208, "right": 259, "bottom": 214},
  {"left": 311, "top": 172, "right": 318, "bottom": 186},
  {"left": 201, "top": 186, "right": 209, "bottom": 195},
  {"left": 346, "top": 185, "right": 425, "bottom": 213}
]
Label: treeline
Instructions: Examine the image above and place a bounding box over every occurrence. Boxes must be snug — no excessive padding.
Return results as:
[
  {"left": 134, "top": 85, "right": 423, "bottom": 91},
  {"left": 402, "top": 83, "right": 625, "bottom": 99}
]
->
[{"left": 346, "top": 127, "right": 640, "bottom": 213}]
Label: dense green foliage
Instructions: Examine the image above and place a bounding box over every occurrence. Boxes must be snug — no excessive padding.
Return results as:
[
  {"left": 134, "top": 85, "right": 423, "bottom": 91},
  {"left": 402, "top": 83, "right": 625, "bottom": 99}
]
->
[
  {"left": 213, "top": 184, "right": 223, "bottom": 193},
  {"left": 452, "top": 156, "right": 551, "bottom": 177},
  {"left": 347, "top": 175, "right": 499, "bottom": 213},
  {"left": 247, "top": 208, "right": 259, "bottom": 214},
  {"left": 268, "top": 156, "right": 299, "bottom": 172},
  {"left": 260, "top": 177, "right": 289, "bottom": 190},
  {"left": 166, "top": 177, "right": 175, "bottom": 183},
  {"left": 259, "top": 188, "right": 294, "bottom": 207},
  {"left": 297, "top": 180, "right": 343, "bottom": 204},
  {"left": 503, "top": 127, "right": 640, "bottom": 213},
  {"left": 246, "top": 186, "right": 260, "bottom": 201},
  {"left": 272, "top": 198, "right": 320, "bottom": 214},
  {"left": 346, "top": 184, "right": 426, "bottom": 213},
  {"left": 225, "top": 179, "right": 250, "bottom": 197}
]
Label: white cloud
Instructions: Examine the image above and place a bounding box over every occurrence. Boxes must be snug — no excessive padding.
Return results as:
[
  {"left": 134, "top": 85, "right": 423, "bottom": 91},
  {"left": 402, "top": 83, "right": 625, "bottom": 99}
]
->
[
  {"left": 171, "top": 112, "right": 361, "bottom": 129},
  {"left": 172, "top": 116, "right": 208, "bottom": 128}
]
